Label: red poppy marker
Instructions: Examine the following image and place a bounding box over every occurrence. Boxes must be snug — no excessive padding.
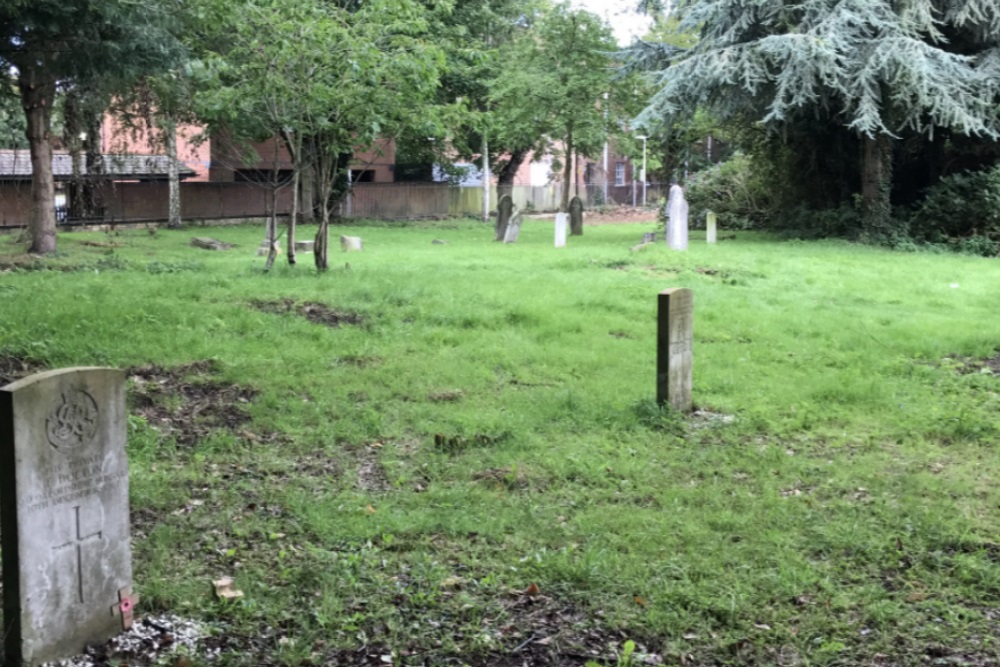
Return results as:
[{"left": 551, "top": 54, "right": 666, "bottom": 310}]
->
[{"left": 110, "top": 586, "right": 139, "bottom": 630}]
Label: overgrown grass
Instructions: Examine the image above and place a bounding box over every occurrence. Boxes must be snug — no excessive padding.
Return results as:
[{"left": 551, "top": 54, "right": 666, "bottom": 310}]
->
[{"left": 3, "top": 219, "right": 1000, "bottom": 666}]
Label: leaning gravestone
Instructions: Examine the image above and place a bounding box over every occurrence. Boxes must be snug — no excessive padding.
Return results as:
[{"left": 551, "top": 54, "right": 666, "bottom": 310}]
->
[
  {"left": 568, "top": 196, "right": 584, "bottom": 236},
  {"left": 495, "top": 195, "right": 514, "bottom": 242},
  {"left": 706, "top": 211, "right": 717, "bottom": 244},
  {"left": 554, "top": 213, "right": 568, "bottom": 248},
  {"left": 666, "top": 184, "right": 689, "bottom": 251},
  {"left": 503, "top": 209, "right": 523, "bottom": 244},
  {"left": 1, "top": 368, "right": 135, "bottom": 666},
  {"left": 656, "top": 289, "right": 693, "bottom": 412}
]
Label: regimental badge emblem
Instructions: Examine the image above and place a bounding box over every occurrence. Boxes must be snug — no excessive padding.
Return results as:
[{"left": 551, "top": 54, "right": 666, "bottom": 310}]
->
[{"left": 46, "top": 389, "right": 99, "bottom": 451}]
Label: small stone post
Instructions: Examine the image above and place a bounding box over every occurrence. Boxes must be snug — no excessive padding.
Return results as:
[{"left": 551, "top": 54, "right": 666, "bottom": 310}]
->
[
  {"left": 656, "top": 288, "right": 693, "bottom": 412},
  {"left": 706, "top": 211, "right": 717, "bottom": 244},
  {"left": 554, "top": 213, "right": 568, "bottom": 247}
]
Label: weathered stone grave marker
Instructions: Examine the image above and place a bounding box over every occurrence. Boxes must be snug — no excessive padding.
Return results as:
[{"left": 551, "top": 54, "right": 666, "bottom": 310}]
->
[
  {"left": 569, "top": 196, "right": 584, "bottom": 236},
  {"left": 666, "top": 184, "right": 689, "bottom": 251},
  {"left": 656, "top": 289, "right": 693, "bottom": 412},
  {"left": 706, "top": 211, "right": 717, "bottom": 244},
  {"left": 503, "top": 208, "right": 523, "bottom": 244},
  {"left": 554, "top": 213, "right": 568, "bottom": 248},
  {"left": 495, "top": 195, "right": 514, "bottom": 241},
  {"left": 340, "top": 235, "right": 363, "bottom": 252},
  {"left": 1, "top": 368, "right": 134, "bottom": 665}
]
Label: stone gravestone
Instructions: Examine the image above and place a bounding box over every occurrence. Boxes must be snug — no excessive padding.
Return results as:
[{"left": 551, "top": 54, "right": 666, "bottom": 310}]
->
[
  {"left": 340, "top": 235, "right": 363, "bottom": 252},
  {"left": 643, "top": 232, "right": 656, "bottom": 243},
  {"left": 666, "top": 184, "right": 689, "bottom": 251},
  {"left": 495, "top": 195, "right": 514, "bottom": 242},
  {"left": 1, "top": 368, "right": 135, "bottom": 665},
  {"left": 503, "top": 209, "right": 523, "bottom": 244},
  {"left": 706, "top": 211, "right": 717, "bottom": 244},
  {"left": 568, "top": 196, "right": 584, "bottom": 236},
  {"left": 656, "top": 289, "right": 693, "bottom": 412},
  {"left": 554, "top": 213, "right": 568, "bottom": 248}
]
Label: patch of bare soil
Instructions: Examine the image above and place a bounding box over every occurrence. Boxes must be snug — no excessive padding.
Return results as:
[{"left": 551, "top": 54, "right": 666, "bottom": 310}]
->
[
  {"left": 942, "top": 352, "right": 1000, "bottom": 375},
  {"left": 128, "top": 360, "right": 260, "bottom": 447},
  {"left": 250, "top": 298, "right": 364, "bottom": 328},
  {"left": 585, "top": 205, "right": 659, "bottom": 225},
  {"left": 0, "top": 353, "right": 47, "bottom": 386},
  {"left": 355, "top": 443, "right": 390, "bottom": 492}
]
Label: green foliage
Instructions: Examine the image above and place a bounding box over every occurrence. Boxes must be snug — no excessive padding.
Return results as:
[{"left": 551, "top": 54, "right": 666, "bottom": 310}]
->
[
  {"left": 626, "top": 0, "right": 1000, "bottom": 242},
  {"left": 686, "top": 153, "right": 773, "bottom": 230},
  {"left": 0, "top": 86, "right": 26, "bottom": 148},
  {"left": 907, "top": 163, "right": 1000, "bottom": 256}
]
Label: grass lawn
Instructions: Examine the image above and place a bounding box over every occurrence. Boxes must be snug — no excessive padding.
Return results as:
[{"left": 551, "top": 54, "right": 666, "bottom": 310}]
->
[{"left": 2, "top": 218, "right": 1000, "bottom": 666}]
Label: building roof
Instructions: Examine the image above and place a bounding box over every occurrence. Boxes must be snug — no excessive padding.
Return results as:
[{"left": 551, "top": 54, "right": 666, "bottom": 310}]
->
[{"left": 0, "top": 150, "right": 197, "bottom": 181}]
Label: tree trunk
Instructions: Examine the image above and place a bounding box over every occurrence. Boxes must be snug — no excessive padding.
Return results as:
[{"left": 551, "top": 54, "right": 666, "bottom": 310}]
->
[
  {"left": 482, "top": 134, "right": 490, "bottom": 222},
  {"left": 497, "top": 147, "right": 528, "bottom": 202},
  {"left": 560, "top": 126, "right": 574, "bottom": 211},
  {"left": 18, "top": 67, "right": 57, "bottom": 254},
  {"left": 64, "top": 91, "right": 84, "bottom": 219},
  {"left": 314, "top": 209, "right": 329, "bottom": 271},
  {"left": 288, "top": 166, "right": 298, "bottom": 266},
  {"left": 301, "top": 164, "right": 316, "bottom": 222},
  {"left": 860, "top": 133, "right": 894, "bottom": 244},
  {"left": 83, "top": 114, "right": 104, "bottom": 219},
  {"left": 165, "top": 118, "right": 181, "bottom": 228}
]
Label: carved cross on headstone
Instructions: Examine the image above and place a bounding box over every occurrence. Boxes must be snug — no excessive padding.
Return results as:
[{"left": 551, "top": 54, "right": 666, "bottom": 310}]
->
[
  {"left": 110, "top": 586, "right": 139, "bottom": 630},
  {"left": 51, "top": 505, "right": 103, "bottom": 604}
]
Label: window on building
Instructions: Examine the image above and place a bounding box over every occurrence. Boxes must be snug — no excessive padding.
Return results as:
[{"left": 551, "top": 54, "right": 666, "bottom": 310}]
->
[{"left": 615, "top": 162, "right": 626, "bottom": 186}]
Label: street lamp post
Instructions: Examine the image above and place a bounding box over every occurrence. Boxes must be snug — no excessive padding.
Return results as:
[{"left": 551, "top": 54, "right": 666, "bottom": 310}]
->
[{"left": 636, "top": 135, "right": 648, "bottom": 207}]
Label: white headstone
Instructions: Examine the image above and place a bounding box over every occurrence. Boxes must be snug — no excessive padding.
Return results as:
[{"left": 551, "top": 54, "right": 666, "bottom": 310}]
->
[
  {"left": 667, "top": 184, "right": 688, "bottom": 251},
  {"left": 340, "top": 235, "right": 363, "bottom": 252},
  {"left": 1, "top": 368, "right": 135, "bottom": 665},
  {"left": 554, "top": 213, "right": 568, "bottom": 248},
  {"left": 706, "top": 211, "right": 717, "bottom": 244}
]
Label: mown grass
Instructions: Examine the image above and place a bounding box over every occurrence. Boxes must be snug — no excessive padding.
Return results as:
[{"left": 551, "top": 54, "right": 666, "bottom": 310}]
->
[{"left": 2, "top": 219, "right": 1000, "bottom": 666}]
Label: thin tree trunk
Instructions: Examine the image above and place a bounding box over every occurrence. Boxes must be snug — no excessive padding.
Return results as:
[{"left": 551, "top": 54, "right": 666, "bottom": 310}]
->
[
  {"left": 314, "top": 208, "right": 329, "bottom": 271},
  {"left": 497, "top": 147, "right": 528, "bottom": 202},
  {"left": 301, "top": 163, "right": 316, "bottom": 222},
  {"left": 165, "top": 117, "right": 181, "bottom": 228},
  {"left": 18, "top": 67, "right": 57, "bottom": 254},
  {"left": 860, "top": 133, "right": 893, "bottom": 243},
  {"left": 288, "top": 166, "right": 298, "bottom": 266},
  {"left": 482, "top": 134, "right": 490, "bottom": 222},
  {"left": 64, "top": 91, "right": 84, "bottom": 219},
  {"left": 560, "top": 125, "right": 574, "bottom": 211},
  {"left": 83, "top": 113, "right": 104, "bottom": 219}
]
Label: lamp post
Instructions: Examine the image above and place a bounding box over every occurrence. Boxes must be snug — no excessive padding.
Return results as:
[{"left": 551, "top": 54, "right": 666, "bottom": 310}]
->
[{"left": 636, "top": 135, "right": 648, "bottom": 207}]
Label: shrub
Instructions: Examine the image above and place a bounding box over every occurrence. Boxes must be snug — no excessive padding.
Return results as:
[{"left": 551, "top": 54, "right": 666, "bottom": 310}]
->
[
  {"left": 685, "top": 153, "right": 774, "bottom": 230},
  {"left": 907, "top": 163, "right": 1000, "bottom": 256}
]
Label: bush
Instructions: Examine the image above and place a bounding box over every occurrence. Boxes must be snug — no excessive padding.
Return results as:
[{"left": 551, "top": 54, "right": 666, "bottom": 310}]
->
[
  {"left": 685, "top": 153, "right": 774, "bottom": 230},
  {"left": 907, "top": 163, "right": 1000, "bottom": 256}
]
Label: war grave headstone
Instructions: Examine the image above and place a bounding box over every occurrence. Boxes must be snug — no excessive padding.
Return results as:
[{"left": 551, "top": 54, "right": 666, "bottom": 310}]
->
[
  {"left": 656, "top": 289, "right": 693, "bottom": 412},
  {"left": 340, "top": 235, "right": 363, "bottom": 252},
  {"left": 554, "top": 213, "right": 568, "bottom": 248},
  {"left": 1, "top": 368, "right": 135, "bottom": 666},
  {"left": 495, "top": 195, "right": 514, "bottom": 241},
  {"left": 706, "top": 211, "right": 717, "bottom": 244},
  {"left": 666, "top": 184, "right": 689, "bottom": 251},
  {"left": 503, "top": 209, "right": 523, "bottom": 244},
  {"left": 569, "top": 196, "right": 584, "bottom": 236}
]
